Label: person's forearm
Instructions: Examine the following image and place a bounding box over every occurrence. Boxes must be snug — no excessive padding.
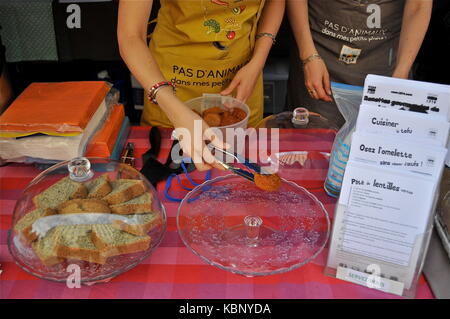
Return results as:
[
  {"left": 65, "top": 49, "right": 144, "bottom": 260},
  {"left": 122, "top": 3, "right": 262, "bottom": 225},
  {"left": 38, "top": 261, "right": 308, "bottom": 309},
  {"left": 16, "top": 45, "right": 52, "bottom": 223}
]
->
[
  {"left": 393, "top": 0, "right": 433, "bottom": 78},
  {"left": 287, "top": 0, "right": 316, "bottom": 60},
  {"left": 118, "top": 0, "right": 182, "bottom": 119},
  {"left": 119, "top": 36, "right": 189, "bottom": 123},
  {"left": 250, "top": 0, "right": 285, "bottom": 68},
  {"left": 118, "top": 35, "right": 166, "bottom": 90},
  {"left": 0, "top": 67, "right": 13, "bottom": 114},
  {"left": 118, "top": 0, "right": 166, "bottom": 91}
]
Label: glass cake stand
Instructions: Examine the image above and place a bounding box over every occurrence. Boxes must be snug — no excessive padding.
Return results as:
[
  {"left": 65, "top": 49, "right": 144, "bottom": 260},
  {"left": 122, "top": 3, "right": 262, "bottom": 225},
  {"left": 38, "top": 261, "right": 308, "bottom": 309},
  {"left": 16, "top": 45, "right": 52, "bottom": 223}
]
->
[
  {"left": 177, "top": 175, "right": 330, "bottom": 276},
  {"left": 8, "top": 157, "right": 167, "bottom": 284}
]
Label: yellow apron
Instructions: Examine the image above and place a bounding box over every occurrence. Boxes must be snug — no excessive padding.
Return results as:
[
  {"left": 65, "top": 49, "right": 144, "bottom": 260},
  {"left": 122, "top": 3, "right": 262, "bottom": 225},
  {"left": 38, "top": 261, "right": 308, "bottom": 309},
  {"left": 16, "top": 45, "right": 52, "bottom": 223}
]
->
[{"left": 142, "top": 0, "right": 265, "bottom": 128}]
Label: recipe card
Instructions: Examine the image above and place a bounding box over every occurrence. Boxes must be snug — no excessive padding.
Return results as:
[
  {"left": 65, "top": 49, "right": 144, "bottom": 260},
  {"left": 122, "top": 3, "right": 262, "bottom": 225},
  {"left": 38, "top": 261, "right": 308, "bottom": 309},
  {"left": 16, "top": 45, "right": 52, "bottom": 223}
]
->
[
  {"left": 349, "top": 131, "right": 448, "bottom": 179},
  {"left": 361, "top": 75, "right": 450, "bottom": 166},
  {"left": 326, "top": 162, "right": 436, "bottom": 294},
  {"left": 362, "top": 75, "right": 450, "bottom": 121},
  {"left": 356, "top": 104, "right": 450, "bottom": 147}
]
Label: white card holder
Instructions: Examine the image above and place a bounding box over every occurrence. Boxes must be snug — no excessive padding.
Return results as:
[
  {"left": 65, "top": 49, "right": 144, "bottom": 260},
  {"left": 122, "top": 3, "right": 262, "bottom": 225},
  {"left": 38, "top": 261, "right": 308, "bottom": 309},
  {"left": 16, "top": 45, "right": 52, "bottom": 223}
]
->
[{"left": 325, "top": 162, "right": 441, "bottom": 298}]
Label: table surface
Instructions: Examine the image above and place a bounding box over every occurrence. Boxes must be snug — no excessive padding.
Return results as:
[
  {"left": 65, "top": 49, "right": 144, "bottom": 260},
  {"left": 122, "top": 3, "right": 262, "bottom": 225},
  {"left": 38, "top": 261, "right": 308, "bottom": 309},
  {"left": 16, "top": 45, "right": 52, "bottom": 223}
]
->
[{"left": 0, "top": 127, "right": 434, "bottom": 299}]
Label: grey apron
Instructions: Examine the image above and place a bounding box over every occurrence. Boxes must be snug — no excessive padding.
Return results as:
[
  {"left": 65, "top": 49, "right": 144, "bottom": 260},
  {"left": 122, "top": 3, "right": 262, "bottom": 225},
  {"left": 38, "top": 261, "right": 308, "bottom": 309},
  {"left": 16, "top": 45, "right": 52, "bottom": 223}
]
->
[{"left": 287, "top": 0, "right": 405, "bottom": 128}]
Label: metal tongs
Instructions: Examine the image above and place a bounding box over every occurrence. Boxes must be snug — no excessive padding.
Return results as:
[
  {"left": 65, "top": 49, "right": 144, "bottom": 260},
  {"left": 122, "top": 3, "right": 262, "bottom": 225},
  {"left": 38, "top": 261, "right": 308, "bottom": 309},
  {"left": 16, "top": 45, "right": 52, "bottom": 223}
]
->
[{"left": 208, "top": 144, "right": 268, "bottom": 182}]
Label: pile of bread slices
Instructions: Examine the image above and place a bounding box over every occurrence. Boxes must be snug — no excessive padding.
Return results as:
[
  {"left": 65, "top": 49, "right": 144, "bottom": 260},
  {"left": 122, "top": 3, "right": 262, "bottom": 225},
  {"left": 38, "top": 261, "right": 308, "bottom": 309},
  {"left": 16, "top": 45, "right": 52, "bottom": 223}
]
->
[{"left": 13, "top": 174, "right": 161, "bottom": 266}]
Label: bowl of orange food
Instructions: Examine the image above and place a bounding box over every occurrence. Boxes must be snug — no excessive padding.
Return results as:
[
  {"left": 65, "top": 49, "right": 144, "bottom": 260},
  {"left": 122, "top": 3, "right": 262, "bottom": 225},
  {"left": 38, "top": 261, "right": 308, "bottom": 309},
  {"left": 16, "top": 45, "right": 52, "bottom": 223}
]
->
[{"left": 185, "top": 94, "right": 250, "bottom": 131}]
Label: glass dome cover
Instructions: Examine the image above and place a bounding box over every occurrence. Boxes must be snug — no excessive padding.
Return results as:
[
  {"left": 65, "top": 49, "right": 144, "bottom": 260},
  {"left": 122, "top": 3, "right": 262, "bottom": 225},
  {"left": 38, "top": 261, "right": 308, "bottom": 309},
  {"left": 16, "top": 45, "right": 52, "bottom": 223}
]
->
[
  {"left": 8, "top": 157, "right": 166, "bottom": 284},
  {"left": 177, "top": 175, "right": 330, "bottom": 276}
]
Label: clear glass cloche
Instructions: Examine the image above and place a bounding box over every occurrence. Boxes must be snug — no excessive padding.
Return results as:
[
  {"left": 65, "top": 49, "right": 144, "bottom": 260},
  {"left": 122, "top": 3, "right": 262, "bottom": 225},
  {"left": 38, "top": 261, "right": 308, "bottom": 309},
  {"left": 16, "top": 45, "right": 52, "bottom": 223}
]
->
[{"left": 8, "top": 157, "right": 167, "bottom": 284}]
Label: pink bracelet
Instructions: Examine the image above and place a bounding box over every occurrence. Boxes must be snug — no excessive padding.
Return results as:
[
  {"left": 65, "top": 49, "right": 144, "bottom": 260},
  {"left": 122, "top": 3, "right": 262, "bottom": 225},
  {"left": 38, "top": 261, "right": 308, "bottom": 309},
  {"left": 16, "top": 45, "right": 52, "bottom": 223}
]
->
[{"left": 147, "top": 81, "right": 176, "bottom": 104}]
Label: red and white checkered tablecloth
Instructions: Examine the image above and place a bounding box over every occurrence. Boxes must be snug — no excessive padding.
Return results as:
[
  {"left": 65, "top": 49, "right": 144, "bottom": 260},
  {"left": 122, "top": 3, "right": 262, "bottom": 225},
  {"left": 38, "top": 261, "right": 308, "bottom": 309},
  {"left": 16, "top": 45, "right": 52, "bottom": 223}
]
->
[{"left": 0, "top": 127, "right": 434, "bottom": 299}]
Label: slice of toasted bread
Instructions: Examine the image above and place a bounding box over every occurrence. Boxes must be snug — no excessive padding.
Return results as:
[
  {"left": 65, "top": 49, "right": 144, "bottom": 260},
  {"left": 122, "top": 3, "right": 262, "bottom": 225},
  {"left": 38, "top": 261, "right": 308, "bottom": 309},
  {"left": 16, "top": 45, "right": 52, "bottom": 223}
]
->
[
  {"left": 112, "top": 213, "right": 161, "bottom": 236},
  {"left": 32, "top": 228, "right": 62, "bottom": 267},
  {"left": 14, "top": 207, "right": 57, "bottom": 244},
  {"left": 109, "top": 193, "right": 152, "bottom": 215},
  {"left": 55, "top": 225, "right": 106, "bottom": 264},
  {"left": 102, "top": 179, "right": 145, "bottom": 205},
  {"left": 85, "top": 174, "right": 112, "bottom": 199},
  {"left": 57, "top": 199, "right": 111, "bottom": 214},
  {"left": 91, "top": 224, "right": 151, "bottom": 257},
  {"left": 33, "top": 177, "right": 88, "bottom": 209}
]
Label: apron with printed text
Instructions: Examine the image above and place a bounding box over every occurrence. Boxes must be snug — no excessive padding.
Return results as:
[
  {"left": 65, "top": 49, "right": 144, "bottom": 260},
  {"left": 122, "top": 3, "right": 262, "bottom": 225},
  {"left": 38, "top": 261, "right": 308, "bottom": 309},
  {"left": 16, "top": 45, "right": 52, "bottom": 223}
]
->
[
  {"left": 142, "top": 0, "right": 265, "bottom": 128},
  {"left": 287, "top": 0, "right": 406, "bottom": 129}
]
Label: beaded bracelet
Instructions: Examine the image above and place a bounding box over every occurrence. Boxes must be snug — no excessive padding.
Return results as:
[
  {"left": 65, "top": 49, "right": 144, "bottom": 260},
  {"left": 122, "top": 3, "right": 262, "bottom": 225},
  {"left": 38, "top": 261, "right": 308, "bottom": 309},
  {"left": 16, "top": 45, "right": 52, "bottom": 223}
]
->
[
  {"left": 147, "top": 81, "right": 176, "bottom": 104},
  {"left": 256, "top": 32, "right": 276, "bottom": 44}
]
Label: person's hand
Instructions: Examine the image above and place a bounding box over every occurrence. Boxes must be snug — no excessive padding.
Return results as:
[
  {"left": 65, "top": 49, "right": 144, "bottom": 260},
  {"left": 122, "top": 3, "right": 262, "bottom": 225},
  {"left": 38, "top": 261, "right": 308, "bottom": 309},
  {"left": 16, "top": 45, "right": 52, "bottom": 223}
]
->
[
  {"left": 220, "top": 60, "right": 262, "bottom": 102},
  {"left": 303, "top": 58, "right": 333, "bottom": 102},
  {"left": 169, "top": 104, "right": 228, "bottom": 172}
]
